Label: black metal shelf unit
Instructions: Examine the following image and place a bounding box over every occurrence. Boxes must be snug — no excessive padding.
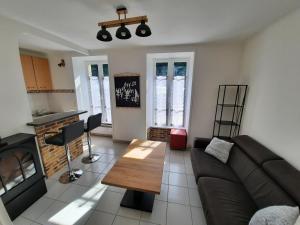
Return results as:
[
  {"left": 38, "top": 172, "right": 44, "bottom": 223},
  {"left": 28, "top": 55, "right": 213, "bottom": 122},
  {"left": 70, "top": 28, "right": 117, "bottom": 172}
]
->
[{"left": 213, "top": 85, "right": 248, "bottom": 138}]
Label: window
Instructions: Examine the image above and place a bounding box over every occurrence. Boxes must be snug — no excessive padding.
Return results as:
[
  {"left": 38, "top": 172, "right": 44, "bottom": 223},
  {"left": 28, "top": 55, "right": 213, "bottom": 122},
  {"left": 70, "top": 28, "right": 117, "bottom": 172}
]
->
[
  {"left": 153, "top": 59, "right": 189, "bottom": 127},
  {"left": 87, "top": 62, "right": 112, "bottom": 124}
]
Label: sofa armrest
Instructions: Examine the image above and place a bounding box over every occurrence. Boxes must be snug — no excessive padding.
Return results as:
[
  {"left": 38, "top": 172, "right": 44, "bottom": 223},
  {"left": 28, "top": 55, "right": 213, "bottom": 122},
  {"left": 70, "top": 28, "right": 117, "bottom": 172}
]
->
[{"left": 193, "top": 137, "right": 211, "bottom": 149}]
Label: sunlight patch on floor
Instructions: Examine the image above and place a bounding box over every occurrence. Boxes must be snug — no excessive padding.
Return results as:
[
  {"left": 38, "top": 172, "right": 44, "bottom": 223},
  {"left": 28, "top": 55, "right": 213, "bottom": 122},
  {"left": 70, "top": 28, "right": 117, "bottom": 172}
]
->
[
  {"left": 49, "top": 184, "right": 107, "bottom": 225},
  {"left": 49, "top": 200, "right": 91, "bottom": 225}
]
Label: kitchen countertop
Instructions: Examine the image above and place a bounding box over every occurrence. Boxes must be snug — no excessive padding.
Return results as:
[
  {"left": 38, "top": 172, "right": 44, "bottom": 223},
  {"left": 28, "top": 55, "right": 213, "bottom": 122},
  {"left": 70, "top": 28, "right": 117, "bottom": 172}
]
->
[{"left": 27, "top": 110, "right": 87, "bottom": 127}]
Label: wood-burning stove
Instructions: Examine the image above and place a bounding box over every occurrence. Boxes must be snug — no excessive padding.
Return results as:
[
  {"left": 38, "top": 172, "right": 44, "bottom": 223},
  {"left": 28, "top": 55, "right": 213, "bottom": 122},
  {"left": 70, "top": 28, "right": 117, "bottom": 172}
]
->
[{"left": 0, "top": 133, "right": 47, "bottom": 220}]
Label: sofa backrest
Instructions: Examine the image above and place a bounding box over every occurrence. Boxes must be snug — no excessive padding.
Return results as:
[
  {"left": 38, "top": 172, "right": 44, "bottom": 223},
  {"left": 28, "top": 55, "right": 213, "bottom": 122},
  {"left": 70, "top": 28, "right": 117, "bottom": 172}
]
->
[
  {"left": 228, "top": 135, "right": 298, "bottom": 208},
  {"left": 232, "top": 135, "right": 281, "bottom": 165},
  {"left": 263, "top": 160, "right": 300, "bottom": 206}
]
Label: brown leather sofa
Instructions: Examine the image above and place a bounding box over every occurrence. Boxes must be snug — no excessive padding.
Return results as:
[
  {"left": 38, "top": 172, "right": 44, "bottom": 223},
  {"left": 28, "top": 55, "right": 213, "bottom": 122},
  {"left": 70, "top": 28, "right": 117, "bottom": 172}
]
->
[{"left": 191, "top": 135, "right": 300, "bottom": 225}]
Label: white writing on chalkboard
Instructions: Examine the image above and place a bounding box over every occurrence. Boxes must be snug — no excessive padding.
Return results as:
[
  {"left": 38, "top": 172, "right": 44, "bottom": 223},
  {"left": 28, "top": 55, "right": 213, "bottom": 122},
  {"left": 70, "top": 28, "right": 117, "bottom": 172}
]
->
[{"left": 115, "top": 81, "right": 140, "bottom": 103}]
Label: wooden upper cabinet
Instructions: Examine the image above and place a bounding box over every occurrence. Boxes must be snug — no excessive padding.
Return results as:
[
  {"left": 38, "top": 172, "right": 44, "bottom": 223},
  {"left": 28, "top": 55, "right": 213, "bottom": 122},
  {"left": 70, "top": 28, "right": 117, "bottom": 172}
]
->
[
  {"left": 20, "top": 55, "right": 38, "bottom": 91},
  {"left": 32, "top": 57, "right": 53, "bottom": 90},
  {"left": 20, "top": 55, "right": 53, "bottom": 91}
]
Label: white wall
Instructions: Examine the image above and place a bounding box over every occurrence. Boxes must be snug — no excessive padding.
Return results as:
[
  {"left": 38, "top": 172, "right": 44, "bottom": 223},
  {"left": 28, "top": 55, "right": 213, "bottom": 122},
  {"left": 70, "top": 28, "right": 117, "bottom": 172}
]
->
[
  {"left": 90, "top": 43, "right": 244, "bottom": 143},
  {"left": 0, "top": 17, "right": 34, "bottom": 137},
  {"left": 0, "top": 16, "right": 34, "bottom": 225},
  {"left": 47, "top": 52, "right": 77, "bottom": 89},
  {"left": 39, "top": 51, "right": 78, "bottom": 113},
  {"left": 88, "top": 47, "right": 157, "bottom": 141},
  {"left": 108, "top": 49, "right": 147, "bottom": 141},
  {"left": 47, "top": 51, "right": 78, "bottom": 112},
  {"left": 188, "top": 44, "right": 243, "bottom": 144},
  {"left": 240, "top": 8, "right": 300, "bottom": 169}
]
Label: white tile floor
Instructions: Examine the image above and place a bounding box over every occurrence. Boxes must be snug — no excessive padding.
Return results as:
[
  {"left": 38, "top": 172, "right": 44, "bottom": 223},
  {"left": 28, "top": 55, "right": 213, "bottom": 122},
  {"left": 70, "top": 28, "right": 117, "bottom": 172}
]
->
[{"left": 14, "top": 136, "right": 207, "bottom": 225}]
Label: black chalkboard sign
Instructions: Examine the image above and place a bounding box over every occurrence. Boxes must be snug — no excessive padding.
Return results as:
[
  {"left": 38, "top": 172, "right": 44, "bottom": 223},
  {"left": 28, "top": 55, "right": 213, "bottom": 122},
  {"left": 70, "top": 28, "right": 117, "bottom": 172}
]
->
[{"left": 114, "top": 76, "right": 140, "bottom": 107}]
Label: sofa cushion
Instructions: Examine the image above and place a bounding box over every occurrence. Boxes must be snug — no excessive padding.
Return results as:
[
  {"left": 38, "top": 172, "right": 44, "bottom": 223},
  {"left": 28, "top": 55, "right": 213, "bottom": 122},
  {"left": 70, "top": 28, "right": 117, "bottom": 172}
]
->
[
  {"left": 232, "top": 135, "right": 281, "bottom": 165},
  {"left": 228, "top": 145, "right": 295, "bottom": 208},
  {"left": 191, "top": 148, "right": 240, "bottom": 183},
  {"left": 198, "top": 177, "right": 257, "bottom": 225},
  {"left": 228, "top": 146, "right": 258, "bottom": 182},
  {"left": 243, "top": 167, "right": 295, "bottom": 208},
  {"left": 263, "top": 160, "right": 300, "bottom": 206}
]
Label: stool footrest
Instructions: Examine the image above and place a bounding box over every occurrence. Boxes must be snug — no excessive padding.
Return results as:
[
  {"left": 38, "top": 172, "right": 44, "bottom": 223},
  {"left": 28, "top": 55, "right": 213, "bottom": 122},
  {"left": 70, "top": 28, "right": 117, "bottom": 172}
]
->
[
  {"left": 81, "top": 154, "right": 101, "bottom": 164},
  {"left": 59, "top": 169, "right": 83, "bottom": 184}
]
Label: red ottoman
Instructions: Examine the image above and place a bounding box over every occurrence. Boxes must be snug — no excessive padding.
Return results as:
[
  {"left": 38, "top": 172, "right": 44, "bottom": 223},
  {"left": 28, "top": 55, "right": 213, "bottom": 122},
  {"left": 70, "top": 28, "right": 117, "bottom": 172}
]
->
[{"left": 170, "top": 128, "right": 187, "bottom": 150}]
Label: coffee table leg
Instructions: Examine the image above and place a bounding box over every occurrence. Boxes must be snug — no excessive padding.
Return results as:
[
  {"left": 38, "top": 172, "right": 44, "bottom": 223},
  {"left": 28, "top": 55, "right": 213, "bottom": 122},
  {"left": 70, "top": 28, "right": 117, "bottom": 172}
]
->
[{"left": 120, "top": 190, "right": 155, "bottom": 212}]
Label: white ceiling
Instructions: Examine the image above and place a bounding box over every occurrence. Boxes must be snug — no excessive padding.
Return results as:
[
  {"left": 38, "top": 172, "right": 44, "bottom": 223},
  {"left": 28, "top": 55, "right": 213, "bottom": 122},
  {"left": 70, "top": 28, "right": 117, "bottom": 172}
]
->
[{"left": 1, "top": 0, "right": 300, "bottom": 51}]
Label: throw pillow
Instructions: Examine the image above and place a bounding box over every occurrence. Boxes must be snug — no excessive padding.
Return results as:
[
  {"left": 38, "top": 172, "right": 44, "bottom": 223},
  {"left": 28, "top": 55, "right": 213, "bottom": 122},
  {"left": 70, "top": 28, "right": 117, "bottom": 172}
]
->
[
  {"left": 204, "top": 137, "right": 234, "bottom": 163},
  {"left": 249, "top": 205, "right": 299, "bottom": 225}
]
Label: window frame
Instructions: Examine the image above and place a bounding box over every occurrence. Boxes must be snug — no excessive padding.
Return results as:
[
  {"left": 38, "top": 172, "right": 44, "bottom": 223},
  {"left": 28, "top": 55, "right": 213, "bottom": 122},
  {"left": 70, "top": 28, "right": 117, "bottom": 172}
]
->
[
  {"left": 152, "top": 57, "right": 190, "bottom": 128},
  {"left": 86, "top": 60, "right": 112, "bottom": 125}
]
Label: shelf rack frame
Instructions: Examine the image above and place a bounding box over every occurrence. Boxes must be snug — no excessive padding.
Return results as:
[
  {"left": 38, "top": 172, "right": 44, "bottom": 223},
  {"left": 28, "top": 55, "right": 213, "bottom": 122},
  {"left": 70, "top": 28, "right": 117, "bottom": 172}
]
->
[{"left": 212, "top": 84, "right": 248, "bottom": 139}]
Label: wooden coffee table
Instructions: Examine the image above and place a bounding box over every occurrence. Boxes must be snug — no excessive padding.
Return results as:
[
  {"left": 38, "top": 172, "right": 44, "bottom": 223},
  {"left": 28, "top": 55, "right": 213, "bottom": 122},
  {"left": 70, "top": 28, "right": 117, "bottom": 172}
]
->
[{"left": 101, "top": 139, "right": 166, "bottom": 212}]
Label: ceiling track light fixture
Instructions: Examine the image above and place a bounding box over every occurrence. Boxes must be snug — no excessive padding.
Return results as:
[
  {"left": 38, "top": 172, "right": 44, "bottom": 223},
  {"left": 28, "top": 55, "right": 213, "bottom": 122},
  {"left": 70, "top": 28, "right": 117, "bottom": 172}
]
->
[
  {"left": 116, "top": 23, "right": 131, "bottom": 40},
  {"left": 97, "top": 7, "right": 151, "bottom": 42},
  {"left": 97, "top": 26, "right": 112, "bottom": 42}
]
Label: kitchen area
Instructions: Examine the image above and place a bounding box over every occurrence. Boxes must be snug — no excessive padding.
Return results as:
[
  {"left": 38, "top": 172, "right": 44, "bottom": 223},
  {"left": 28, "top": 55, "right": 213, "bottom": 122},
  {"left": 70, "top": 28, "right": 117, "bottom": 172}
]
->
[
  {"left": 0, "top": 29, "right": 115, "bottom": 221},
  {"left": 0, "top": 45, "right": 89, "bottom": 220},
  {"left": 19, "top": 48, "right": 87, "bottom": 174},
  {"left": 20, "top": 49, "right": 78, "bottom": 116},
  {"left": 0, "top": 18, "right": 114, "bottom": 224}
]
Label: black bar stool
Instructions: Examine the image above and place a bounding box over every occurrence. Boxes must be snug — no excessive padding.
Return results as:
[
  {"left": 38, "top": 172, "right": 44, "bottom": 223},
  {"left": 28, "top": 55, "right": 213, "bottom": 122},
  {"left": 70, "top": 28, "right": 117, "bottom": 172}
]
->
[
  {"left": 45, "top": 120, "right": 84, "bottom": 184},
  {"left": 81, "top": 113, "right": 102, "bottom": 164}
]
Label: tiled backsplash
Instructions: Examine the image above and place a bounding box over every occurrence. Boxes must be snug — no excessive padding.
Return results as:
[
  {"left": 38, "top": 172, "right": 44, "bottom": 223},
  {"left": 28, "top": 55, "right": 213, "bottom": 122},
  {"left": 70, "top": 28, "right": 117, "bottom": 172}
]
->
[
  {"left": 28, "top": 93, "right": 50, "bottom": 113},
  {"left": 28, "top": 92, "right": 77, "bottom": 114}
]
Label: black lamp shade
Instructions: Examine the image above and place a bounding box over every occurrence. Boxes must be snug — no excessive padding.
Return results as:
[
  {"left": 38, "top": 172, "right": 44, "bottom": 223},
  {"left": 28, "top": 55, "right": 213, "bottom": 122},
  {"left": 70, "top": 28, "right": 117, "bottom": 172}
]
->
[
  {"left": 136, "top": 20, "right": 151, "bottom": 37},
  {"left": 116, "top": 23, "right": 131, "bottom": 39},
  {"left": 97, "top": 26, "right": 112, "bottom": 42}
]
